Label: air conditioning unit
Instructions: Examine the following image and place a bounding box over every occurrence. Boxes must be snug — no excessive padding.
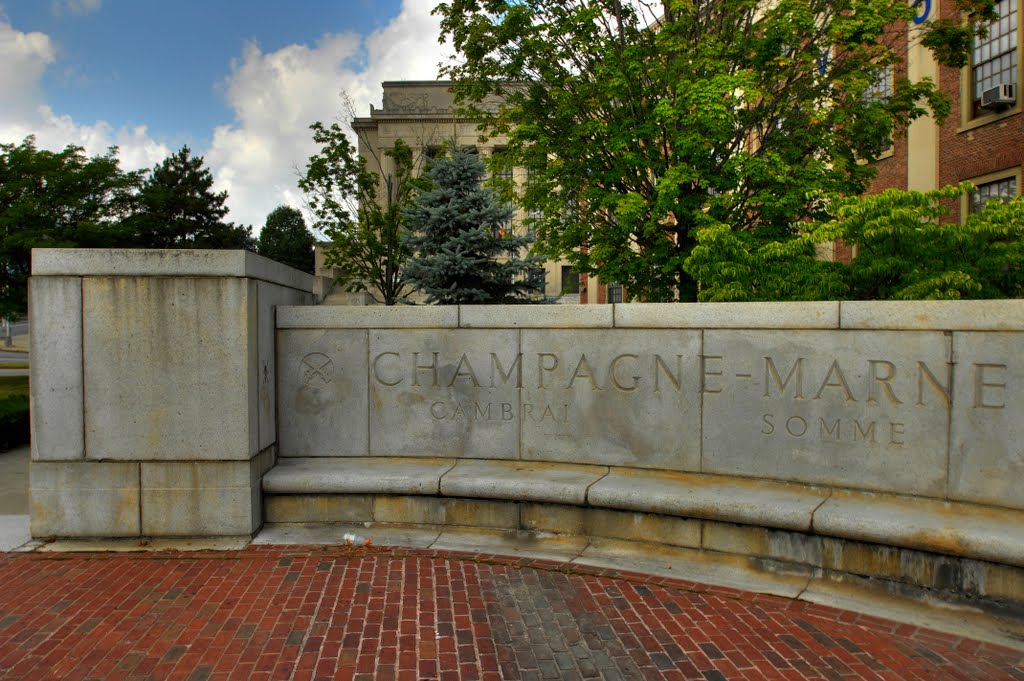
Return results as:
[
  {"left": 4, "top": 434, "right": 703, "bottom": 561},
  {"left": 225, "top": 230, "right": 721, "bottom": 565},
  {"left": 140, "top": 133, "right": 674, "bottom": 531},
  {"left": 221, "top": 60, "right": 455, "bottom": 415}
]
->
[{"left": 979, "top": 84, "right": 1016, "bottom": 109}]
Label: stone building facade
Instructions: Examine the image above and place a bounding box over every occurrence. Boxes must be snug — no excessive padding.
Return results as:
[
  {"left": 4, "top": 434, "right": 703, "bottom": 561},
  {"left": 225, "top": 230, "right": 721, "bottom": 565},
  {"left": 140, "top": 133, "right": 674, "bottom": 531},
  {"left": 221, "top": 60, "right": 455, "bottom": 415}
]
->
[{"left": 344, "top": 80, "right": 581, "bottom": 304}]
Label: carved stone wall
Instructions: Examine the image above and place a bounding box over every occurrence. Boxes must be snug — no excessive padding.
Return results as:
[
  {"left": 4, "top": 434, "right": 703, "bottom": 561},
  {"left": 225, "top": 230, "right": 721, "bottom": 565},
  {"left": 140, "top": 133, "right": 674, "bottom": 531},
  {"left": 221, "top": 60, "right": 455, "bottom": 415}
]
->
[{"left": 276, "top": 301, "right": 1024, "bottom": 511}]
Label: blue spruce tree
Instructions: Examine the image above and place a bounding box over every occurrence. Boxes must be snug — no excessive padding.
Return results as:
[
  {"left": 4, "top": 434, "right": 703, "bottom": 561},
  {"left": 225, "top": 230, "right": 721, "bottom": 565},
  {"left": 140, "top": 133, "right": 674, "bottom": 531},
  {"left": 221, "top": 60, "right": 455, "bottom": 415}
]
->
[{"left": 404, "top": 147, "right": 539, "bottom": 304}]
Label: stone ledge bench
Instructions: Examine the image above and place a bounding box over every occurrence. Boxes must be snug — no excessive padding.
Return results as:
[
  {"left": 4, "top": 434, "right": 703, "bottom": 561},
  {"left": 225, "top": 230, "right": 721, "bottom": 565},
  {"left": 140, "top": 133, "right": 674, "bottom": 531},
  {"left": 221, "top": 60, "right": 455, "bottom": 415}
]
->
[{"left": 263, "top": 457, "right": 1024, "bottom": 612}]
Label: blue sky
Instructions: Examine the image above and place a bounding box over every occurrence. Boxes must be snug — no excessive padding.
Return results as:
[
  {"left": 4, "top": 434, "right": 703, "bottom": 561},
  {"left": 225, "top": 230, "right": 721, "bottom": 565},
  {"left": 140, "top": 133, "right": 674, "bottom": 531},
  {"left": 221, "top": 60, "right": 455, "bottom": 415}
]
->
[{"left": 0, "top": 0, "right": 447, "bottom": 231}]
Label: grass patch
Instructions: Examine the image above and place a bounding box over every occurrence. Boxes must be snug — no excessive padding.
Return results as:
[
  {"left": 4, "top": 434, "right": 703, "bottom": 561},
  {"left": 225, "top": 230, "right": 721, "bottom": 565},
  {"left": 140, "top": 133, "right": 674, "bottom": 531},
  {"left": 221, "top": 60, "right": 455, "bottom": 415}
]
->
[{"left": 0, "top": 376, "right": 28, "bottom": 398}]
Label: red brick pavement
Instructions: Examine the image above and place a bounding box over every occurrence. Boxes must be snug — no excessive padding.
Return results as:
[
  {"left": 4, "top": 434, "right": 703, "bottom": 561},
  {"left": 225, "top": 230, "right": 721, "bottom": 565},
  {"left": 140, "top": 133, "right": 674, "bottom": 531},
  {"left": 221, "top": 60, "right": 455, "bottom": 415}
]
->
[{"left": 0, "top": 544, "right": 1021, "bottom": 681}]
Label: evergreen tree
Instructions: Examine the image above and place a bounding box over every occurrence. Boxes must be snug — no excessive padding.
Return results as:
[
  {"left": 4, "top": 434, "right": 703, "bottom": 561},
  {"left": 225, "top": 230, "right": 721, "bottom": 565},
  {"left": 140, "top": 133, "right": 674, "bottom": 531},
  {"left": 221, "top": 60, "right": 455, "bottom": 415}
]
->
[
  {"left": 404, "top": 148, "right": 538, "bottom": 304},
  {"left": 129, "top": 145, "right": 253, "bottom": 249},
  {"left": 257, "top": 205, "right": 316, "bottom": 273}
]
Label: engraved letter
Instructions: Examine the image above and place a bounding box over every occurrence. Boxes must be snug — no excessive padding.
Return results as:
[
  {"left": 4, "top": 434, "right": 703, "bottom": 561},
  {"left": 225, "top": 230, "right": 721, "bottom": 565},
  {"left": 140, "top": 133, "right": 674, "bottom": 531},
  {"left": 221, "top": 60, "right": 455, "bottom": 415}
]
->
[
  {"left": 916, "top": 361, "right": 951, "bottom": 407},
  {"left": 490, "top": 352, "right": 523, "bottom": 388},
  {"left": 501, "top": 403, "right": 514, "bottom": 421},
  {"left": 973, "top": 363, "right": 1007, "bottom": 409},
  {"left": 761, "top": 413, "right": 775, "bottom": 434},
  {"left": 702, "top": 355, "right": 722, "bottom": 394},
  {"left": 475, "top": 402, "right": 492, "bottom": 420},
  {"left": 610, "top": 354, "right": 640, "bottom": 392},
  {"left": 654, "top": 355, "right": 683, "bottom": 392},
  {"left": 568, "top": 354, "right": 601, "bottom": 391},
  {"left": 537, "top": 353, "right": 559, "bottom": 389},
  {"left": 819, "top": 417, "right": 841, "bottom": 441},
  {"left": 372, "top": 351, "right": 403, "bottom": 386},
  {"left": 430, "top": 401, "right": 446, "bottom": 419},
  {"left": 889, "top": 422, "right": 905, "bottom": 445},
  {"left": 412, "top": 352, "right": 439, "bottom": 387},
  {"left": 854, "top": 419, "right": 877, "bottom": 444},
  {"left": 764, "top": 357, "right": 804, "bottom": 399},
  {"left": 448, "top": 353, "right": 481, "bottom": 387},
  {"left": 867, "top": 360, "right": 902, "bottom": 405},
  {"left": 814, "top": 360, "right": 856, "bottom": 402},
  {"left": 786, "top": 416, "right": 808, "bottom": 437}
]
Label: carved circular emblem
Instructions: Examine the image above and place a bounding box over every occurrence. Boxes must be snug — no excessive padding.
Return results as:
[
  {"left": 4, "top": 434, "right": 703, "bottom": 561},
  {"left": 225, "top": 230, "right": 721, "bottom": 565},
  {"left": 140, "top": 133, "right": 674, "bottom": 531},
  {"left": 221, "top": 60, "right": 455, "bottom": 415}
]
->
[{"left": 300, "top": 353, "right": 334, "bottom": 386}]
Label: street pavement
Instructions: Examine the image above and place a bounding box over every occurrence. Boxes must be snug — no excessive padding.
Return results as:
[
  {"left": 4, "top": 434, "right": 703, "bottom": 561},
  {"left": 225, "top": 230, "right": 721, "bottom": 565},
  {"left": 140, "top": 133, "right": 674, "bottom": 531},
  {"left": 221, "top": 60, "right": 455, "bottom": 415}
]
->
[{"left": 0, "top": 544, "right": 1022, "bottom": 680}]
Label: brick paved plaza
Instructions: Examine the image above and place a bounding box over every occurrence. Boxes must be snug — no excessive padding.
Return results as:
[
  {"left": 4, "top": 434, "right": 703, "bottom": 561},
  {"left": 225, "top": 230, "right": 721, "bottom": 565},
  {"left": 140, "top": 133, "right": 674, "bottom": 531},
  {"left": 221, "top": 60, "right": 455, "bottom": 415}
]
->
[{"left": 0, "top": 545, "right": 1021, "bottom": 680}]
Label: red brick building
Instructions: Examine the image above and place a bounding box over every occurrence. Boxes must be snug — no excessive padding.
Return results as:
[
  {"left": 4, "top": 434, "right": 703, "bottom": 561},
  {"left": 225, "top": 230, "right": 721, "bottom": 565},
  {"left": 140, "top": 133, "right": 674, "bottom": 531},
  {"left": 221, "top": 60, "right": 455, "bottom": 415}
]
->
[{"left": 867, "top": 0, "right": 1022, "bottom": 222}]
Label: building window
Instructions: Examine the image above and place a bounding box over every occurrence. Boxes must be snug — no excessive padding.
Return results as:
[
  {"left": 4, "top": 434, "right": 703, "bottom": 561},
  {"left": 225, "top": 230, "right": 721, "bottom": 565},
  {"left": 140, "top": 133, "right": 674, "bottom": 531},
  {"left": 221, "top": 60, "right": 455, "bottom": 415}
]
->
[
  {"left": 491, "top": 148, "right": 515, "bottom": 236},
  {"left": 970, "top": 175, "right": 1018, "bottom": 213},
  {"left": 865, "top": 65, "right": 894, "bottom": 153},
  {"left": 561, "top": 266, "right": 580, "bottom": 294},
  {"left": 607, "top": 282, "right": 623, "bottom": 304},
  {"left": 866, "top": 64, "right": 893, "bottom": 102},
  {"left": 524, "top": 166, "right": 543, "bottom": 237},
  {"left": 972, "top": 0, "right": 1018, "bottom": 117}
]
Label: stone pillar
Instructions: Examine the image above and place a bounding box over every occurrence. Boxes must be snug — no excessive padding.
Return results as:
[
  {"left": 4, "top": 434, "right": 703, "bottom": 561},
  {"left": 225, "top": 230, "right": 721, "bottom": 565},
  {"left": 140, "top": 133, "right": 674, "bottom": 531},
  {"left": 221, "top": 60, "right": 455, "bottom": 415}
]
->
[{"left": 29, "top": 249, "right": 314, "bottom": 538}]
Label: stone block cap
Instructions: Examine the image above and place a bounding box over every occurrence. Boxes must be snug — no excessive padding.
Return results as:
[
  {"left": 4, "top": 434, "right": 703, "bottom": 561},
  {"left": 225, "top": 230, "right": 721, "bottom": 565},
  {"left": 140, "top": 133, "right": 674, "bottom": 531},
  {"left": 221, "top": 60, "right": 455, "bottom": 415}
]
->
[{"left": 31, "top": 249, "right": 314, "bottom": 292}]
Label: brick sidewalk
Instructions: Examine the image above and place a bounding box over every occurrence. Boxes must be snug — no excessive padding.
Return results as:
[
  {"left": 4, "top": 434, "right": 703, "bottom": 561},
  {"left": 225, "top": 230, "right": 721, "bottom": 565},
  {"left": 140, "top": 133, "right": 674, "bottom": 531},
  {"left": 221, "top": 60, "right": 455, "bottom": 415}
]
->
[{"left": 0, "top": 545, "right": 1021, "bottom": 680}]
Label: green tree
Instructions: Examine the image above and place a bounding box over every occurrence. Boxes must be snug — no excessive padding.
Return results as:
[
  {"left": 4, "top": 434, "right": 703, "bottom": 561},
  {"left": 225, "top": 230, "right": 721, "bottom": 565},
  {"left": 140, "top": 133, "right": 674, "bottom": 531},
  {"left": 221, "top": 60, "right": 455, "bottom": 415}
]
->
[
  {"left": 436, "top": 0, "right": 996, "bottom": 301},
  {"left": 684, "top": 184, "right": 1024, "bottom": 300},
  {"left": 299, "top": 121, "right": 421, "bottom": 305},
  {"left": 404, "top": 147, "right": 539, "bottom": 304},
  {"left": 129, "top": 145, "right": 253, "bottom": 249},
  {"left": 0, "top": 136, "right": 142, "bottom": 316},
  {"left": 257, "top": 205, "right": 316, "bottom": 273}
]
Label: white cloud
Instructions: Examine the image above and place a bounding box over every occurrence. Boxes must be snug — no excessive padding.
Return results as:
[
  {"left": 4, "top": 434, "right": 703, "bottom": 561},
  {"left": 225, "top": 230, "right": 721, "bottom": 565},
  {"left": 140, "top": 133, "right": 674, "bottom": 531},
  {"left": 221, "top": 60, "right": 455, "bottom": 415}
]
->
[
  {"left": 51, "top": 0, "right": 102, "bottom": 17},
  {"left": 0, "top": 19, "right": 168, "bottom": 169},
  {"left": 0, "top": 21, "right": 55, "bottom": 120},
  {"left": 0, "top": 0, "right": 450, "bottom": 237},
  {"left": 206, "top": 0, "right": 449, "bottom": 232}
]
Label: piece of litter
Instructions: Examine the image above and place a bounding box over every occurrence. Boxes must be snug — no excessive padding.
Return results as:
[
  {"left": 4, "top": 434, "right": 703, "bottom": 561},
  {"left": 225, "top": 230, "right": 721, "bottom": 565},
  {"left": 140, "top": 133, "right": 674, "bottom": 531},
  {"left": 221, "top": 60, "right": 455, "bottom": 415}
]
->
[{"left": 342, "top": 533, "right": 371, "bottom": 546}]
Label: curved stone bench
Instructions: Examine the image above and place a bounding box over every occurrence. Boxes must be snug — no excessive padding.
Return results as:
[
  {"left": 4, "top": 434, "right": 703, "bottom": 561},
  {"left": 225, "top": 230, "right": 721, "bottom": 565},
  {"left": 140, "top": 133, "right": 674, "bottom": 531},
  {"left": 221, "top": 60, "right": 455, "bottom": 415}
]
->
[{"left": 263, "top": 456, "right": 1024, "bottom": 611}]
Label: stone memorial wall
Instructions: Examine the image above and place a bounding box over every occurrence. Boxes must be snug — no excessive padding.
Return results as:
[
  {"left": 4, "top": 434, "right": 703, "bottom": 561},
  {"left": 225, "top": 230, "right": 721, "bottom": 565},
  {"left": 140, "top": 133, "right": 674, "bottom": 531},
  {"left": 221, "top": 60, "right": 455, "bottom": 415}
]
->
[
  {"left": 26, "top": 246, "right": 1024, "bottom": 600},
  {"left": 276, "top": 302, "right": 1024, "bottom": 511}
]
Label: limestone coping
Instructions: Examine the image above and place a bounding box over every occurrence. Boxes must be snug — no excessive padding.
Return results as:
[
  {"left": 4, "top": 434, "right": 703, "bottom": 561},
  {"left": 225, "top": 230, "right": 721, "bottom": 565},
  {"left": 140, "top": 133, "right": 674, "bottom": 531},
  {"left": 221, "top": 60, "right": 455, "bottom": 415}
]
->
[
  {"left": 278, "top": 300, "right": 1024, "bottom": 331},
  {"left": 263, "top": 457, "right": 457, "bottom": 495},
  {"left": 277, "top": 306, "right": 458, "bottom": 328},
  {"left": 439, "top": 459, "right": 607, "bottom": 504},
  {"left": 614, "top": 302, "right": 840, "bottom": 329},
  {"left": 839, "top": 300, "right": 1024, "bottom": 330},
  {"left": 31, "top": 249, "right": 314, "bottom": 292},
  {"left": 813, "top": 490, "right": 1024, "bottom": 568},
  {"left": 265, "top": 456, "right": 1024, "bottom": 568},
  {"left": 586, "top": 468, "right": 829, "bottom": 533}
]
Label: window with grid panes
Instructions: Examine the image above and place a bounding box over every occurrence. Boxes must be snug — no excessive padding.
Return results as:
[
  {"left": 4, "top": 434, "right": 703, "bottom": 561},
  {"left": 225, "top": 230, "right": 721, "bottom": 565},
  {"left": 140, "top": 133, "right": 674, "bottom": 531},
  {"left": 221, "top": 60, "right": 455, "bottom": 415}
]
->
[
  {"left": 491, "top": 148, "right": 515, "bottom": 238},
  {"left": 607, "top": 282, "right": 623, "bottom": 304},
  {"left": 561, "top": 266, "right": 580, "bottom": 294},
  {"left": 970, "top": 176, "right": 1018, "bottom": 213},
  {"left": 524, "top": 166, "right": 542, "bottom": 237},
  {"left": 865, "top": 64, "right": 894, "bottom": 150},
  {"left": 972, "top": 0, "right": 1018, "bottom": 116}
]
